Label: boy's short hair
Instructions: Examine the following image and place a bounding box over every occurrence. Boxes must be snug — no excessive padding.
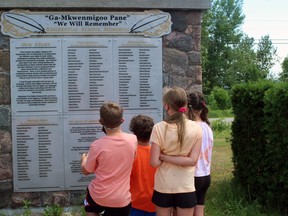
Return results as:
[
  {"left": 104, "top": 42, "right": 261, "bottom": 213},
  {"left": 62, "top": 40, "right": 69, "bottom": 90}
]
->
[
  {"left": 100, "top": 102, "right": 123, "bottom": 129},
  {"left": 129, "top": 115, "right": 154, "bottom": 142}
]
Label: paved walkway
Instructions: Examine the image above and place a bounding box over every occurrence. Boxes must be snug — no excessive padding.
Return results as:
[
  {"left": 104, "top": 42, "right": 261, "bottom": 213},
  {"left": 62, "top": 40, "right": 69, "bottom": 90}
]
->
[{"left": 210, "top": 117, "right": 234, "bottom": 123}]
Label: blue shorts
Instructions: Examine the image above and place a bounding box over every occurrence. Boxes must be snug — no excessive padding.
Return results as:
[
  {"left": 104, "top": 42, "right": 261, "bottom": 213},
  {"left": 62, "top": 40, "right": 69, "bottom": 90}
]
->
[
  {"left": 130, "top": 207, "right": 156, "bottom": 216},
  {"left": 84, "top": 188, "right": 131, "bottom": 216},
  {"left": 152, "top": 190, "right": 197, "bottom": 208}
]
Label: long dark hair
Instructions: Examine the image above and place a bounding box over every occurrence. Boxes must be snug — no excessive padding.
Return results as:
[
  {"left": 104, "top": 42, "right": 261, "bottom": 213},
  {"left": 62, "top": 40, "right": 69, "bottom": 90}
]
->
[{"left": 187, "top": 91, "right": 210, "bottom": 126}]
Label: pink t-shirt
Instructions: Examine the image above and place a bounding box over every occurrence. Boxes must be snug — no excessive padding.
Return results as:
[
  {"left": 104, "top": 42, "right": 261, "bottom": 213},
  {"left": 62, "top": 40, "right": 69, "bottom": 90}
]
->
[{"left": 84, "top": 132, "right": 137, "bottom": 207}]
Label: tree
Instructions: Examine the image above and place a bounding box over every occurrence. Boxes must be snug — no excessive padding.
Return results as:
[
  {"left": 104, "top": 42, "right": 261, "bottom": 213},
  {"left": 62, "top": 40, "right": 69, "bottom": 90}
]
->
[
  {"left": 256, "top": 35, "right": 277, "bottom": 76},
  {"left": 201, "top": 0, "right": 245, "bottom": 94},
  {"left": 228, "top": 35, "right": 277, "bottom": 84},
  {"left": 201, "top": 0, "right": 277, "bottom": 94},
  {"left": 226, "top": 35, "right": 259, "bottom": 84},
  {"left": 279, "top": 56, "right": 288, "bottom": 81}
]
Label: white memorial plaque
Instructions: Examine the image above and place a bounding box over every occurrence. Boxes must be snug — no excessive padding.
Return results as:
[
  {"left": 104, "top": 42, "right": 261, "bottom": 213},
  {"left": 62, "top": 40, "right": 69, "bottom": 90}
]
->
[
  {"left": 63, "top": 112, "right": 162, "bottom": 190},
  {"left": 63, "top": 38, "right": 114, "bottom": 114},
  {"left": 12, "top": 116, "right": 64, "bottom": 192},
  {"left": 63, "top": 115, "right": 103, "bottom": 189},
  {"left": 10, "top": 38, "right": 62, "bottom": 116},
  {"left": 10, "top": 37, "right": 163, "bottom": 192},
  {"left": 114, "top": 38, "right": 162, "bottom": 113}
]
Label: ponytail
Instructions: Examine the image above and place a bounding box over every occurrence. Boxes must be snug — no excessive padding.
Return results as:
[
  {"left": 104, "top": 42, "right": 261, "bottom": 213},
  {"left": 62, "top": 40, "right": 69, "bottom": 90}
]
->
[{"left": 187, "top": 91, "right": 211, "bottom": 126}]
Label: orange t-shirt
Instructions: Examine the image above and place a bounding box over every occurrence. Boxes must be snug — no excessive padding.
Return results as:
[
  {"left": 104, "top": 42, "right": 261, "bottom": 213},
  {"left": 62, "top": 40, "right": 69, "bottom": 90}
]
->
[{"left": 130, "top": 145, "right": 157, "bottom": 212}]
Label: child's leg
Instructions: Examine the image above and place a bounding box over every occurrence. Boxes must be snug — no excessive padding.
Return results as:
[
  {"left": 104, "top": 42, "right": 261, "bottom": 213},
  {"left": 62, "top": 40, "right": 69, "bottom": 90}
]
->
[
  {"left": 155, "top": 206, "right": 172, "bottom": 216},
  {"left": 176, "top": 207, "right": 194, "bottom": 216},
  {"left": 172, "top": 208, "right": 177, "bottom": 216},
  {"left": 194, "top": 205, "right": 204, "bottom": 216}
]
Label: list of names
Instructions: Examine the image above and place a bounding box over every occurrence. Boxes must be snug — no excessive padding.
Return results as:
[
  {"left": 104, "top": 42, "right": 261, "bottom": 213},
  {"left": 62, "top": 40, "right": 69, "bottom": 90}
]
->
[{"left": 11, "top": 37, "right": 162, "bottom": 192}]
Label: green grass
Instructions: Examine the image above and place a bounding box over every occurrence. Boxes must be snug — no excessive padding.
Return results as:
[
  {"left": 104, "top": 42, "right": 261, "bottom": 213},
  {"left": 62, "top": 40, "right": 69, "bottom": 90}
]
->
[
  {"left": 205, "top": 129, "right": 281, "bottom": 216},
  {"left": 208, "top": 109, "right": 234, "bottom": 118}
]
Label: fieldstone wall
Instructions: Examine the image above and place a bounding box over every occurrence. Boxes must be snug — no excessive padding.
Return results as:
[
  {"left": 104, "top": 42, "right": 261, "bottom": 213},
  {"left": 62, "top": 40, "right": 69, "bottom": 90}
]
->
[{"left": 0, "top": 9, "right": 202, "bottom": 211}]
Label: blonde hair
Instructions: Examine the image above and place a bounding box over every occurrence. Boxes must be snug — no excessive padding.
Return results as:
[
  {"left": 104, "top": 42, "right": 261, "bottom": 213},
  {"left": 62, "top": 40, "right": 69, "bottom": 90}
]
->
[
  {"left": 163, "top": 86, "right": 187, "bottom": 148},
  {"left": 100, "top": 102, "right": 123, "bottom": 129}
]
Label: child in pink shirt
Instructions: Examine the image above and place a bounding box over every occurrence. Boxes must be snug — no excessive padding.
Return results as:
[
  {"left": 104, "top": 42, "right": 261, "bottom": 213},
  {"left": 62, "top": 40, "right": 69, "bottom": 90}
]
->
[{"left": 81, "top": 102, "right": 137, "bottom": 216}]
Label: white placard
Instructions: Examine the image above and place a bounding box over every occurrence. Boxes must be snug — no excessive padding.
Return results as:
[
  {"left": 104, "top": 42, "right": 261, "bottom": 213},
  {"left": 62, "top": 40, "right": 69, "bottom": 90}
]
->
[
  {"left": 114, "top": 38, "right": 162, "bottom": 112},
  {"left": 63, "top": 38, "right": 114, "bottom": 114},
  {"left": 12, "top": 116, "right": 64, "bottom": 192},
  {"left": 63, "top": 115, "right": 103, "bottom": 189},
  {"left": 11, "top": 37, "right": 163, "bottom": 191},
  {"left": 10, "top": 38, "right": 62, "bottom": 116}
]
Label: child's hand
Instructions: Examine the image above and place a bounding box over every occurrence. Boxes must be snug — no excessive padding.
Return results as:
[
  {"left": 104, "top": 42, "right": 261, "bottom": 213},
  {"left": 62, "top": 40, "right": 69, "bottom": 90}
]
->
[
  {"left": 81, "top": 153, "right": 90, "bottom": 175},
  {"left": 160, "top": 153, "right": 166, "bottom": 161},
  {"left": 81, "top": 153, "right": 88, "bottom": 165}
]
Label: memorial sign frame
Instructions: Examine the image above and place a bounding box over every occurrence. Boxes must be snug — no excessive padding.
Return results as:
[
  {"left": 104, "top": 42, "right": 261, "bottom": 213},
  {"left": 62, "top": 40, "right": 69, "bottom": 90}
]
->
[{"left": 10, "top": 34, "right": 164, "bottom": 191}]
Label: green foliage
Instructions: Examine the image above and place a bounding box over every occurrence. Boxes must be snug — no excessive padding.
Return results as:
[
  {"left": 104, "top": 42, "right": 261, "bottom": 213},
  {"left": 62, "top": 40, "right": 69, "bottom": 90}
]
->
[
  {"left": 231, "top": 81, "right": 272, "bottom": 199},
  {"left": 202, "top": 0, "right": 277, "bottom": 94},
  {"left": 263, "top": 82, "right": 288, "bottom": 213},
  {"left": 256, "top": 35, "right": 277, "bottom": 74},
  {"left": 0, "top": 212, "right": 8, "bottom": 216},
  {"left": 208, "top": 109, "right": 233, "bottom": 118},
  {"left": 65, "top": 206, "right": 86, "bottom": 216},
  {"left": 211, "top": 119, "right": 231, "bottom": 132},
  {"left": 43, "top": 204, "right": 64, "bottom": 216},
  {"left": 279, "top": 56, "right": 288, "bottom": 81},
  {"left": 208, "top": 87, "right": 231, "bottom": 110},
  {"left": 205, "top": 133, "right": 280, "bottom": 216},
  {"left": 230, "top": 81, "right": 287, "bottom": 215},
  {"left": 22, "top": 200, "right": 32, "bottom": 216},
  {"left": 201, "top": 0, "right": 245, "bottom": 94},
  {"left": 206, "top": 180, "right": 280, "bottom": 216},
  {"left": 228, "top": 36, "right": 262, "bottom": 83}
]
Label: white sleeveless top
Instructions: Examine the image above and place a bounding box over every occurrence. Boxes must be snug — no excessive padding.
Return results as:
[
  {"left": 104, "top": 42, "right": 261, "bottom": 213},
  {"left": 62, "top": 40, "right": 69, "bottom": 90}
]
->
[{"left": 195, "top": 122, "right": 213, "bottom": 177}]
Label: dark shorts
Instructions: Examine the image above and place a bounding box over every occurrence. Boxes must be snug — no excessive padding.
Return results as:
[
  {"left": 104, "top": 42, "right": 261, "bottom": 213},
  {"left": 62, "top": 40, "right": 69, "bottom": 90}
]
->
[
  {"left": 195, "top": 175, "right": 211, "bottom": 205},
  {"left": 152, "top": 190, "right": 197, "bottom": 208},
  {"left": 84, "top": 188, "right": 131, "bottom": 216}
]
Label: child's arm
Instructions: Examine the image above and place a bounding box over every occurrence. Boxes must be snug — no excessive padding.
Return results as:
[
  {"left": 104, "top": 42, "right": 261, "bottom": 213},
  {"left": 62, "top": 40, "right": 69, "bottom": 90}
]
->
[
  {"left": 150, "top": 142, "right": 162, "bottom": 167},
  {"left": 160, "top": 136, "right": 202, "bottom": 166},
  {"left": 81, "top": 153, "right": 91, "bottom": 175}
]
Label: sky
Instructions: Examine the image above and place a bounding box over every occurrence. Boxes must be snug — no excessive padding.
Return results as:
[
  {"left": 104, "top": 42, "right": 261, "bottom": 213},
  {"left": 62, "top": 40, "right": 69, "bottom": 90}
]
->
[{"left": 242, "top": 0, "right": 288, "bottom": 76}]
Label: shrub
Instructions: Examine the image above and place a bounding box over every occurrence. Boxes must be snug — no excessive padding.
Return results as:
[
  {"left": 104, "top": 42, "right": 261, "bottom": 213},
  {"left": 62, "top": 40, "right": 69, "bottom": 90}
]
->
[
  {"left": 231, "top": 81, "right": 273, "bottom": 202},
  {"left": 43, "top": 204, "right": 63, "bottom": 216},
  {"left": 230, "top": 81, "right": 288, "bottom": 215},
  {"left": 23, "top": 200, "right": 32, "bottom": 216},
  {"left": 208, "top": 87, "right": 231, "bottom": 110},
  {"left": 211, "top": 119, "right": 231, "bottom": 132}
]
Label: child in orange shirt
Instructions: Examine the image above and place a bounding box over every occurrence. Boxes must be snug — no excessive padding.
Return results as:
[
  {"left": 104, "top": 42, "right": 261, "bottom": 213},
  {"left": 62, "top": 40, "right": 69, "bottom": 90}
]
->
[{"left": 129, "top": 115, "right": 157, "bottom": 216}]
